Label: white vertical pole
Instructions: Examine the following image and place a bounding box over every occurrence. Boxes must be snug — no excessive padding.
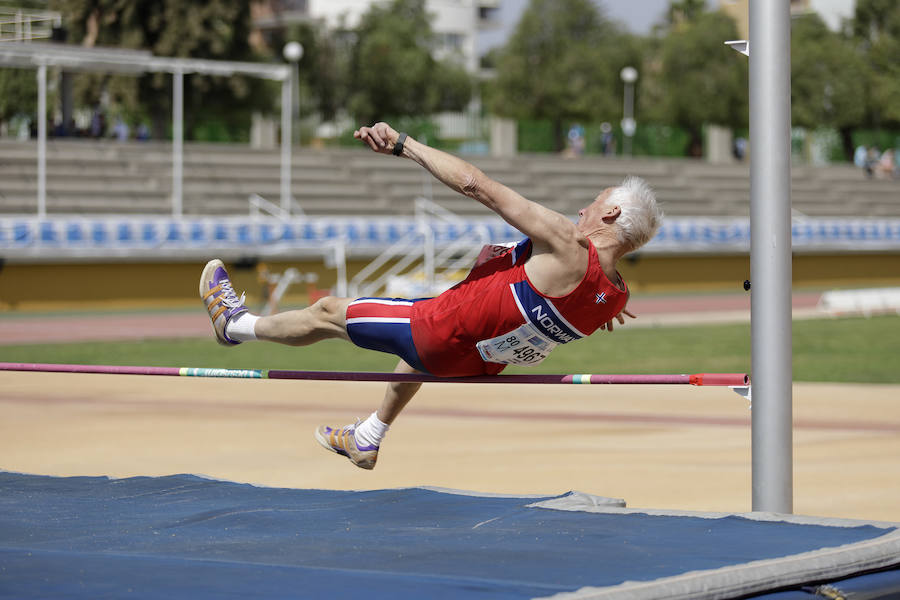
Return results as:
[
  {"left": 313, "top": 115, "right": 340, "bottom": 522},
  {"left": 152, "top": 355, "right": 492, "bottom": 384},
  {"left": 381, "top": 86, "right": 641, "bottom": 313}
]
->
[
  {"left": 37, "top": 62, "right": 47, "bottom": 218},
  {"left": 424, "top": 227, "right": 435, "bottom": 292},
  {"left": 333, "top": 242, "right": 347, "bottom": 298},
  {"left": 172, "top": 69, "right": 184, "bottom": 217},
  {"left": 280, "top": 77, "right": 292, "bottom": 216},
  {"left": 750, "top": 0, "right": 793, "bottom": 513},
  {"left": 623, "top": 81, "right": 634, "bottom": 155}
]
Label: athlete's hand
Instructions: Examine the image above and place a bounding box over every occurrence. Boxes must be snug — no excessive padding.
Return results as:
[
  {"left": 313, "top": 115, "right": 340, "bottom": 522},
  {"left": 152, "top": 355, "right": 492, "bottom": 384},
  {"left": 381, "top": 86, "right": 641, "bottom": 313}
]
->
[
  {"left": 599, "top": 308, "right": 636, "bottom": 332},
  {"left": 353, "top": 122, "right": 400, "bottom": 155}
]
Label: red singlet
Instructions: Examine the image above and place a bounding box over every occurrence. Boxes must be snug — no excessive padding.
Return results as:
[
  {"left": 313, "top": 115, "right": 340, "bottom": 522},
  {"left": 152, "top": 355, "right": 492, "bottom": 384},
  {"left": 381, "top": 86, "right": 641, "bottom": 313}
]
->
[{"left": 410, "top": 238, "right": 628, "bottom": 377}]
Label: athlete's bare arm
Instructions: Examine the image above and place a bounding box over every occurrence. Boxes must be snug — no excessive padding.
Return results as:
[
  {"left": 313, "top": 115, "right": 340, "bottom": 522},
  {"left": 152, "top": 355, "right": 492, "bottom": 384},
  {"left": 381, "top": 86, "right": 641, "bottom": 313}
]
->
[{"left": 354, "top": 123, "right": 588, "bottom": 294}]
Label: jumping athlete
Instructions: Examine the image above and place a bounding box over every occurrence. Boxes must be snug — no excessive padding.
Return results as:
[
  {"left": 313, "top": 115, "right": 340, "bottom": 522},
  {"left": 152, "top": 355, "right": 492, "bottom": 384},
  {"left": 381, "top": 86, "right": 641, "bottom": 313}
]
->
[{"left": 200, "top": 121, "right": 663, "bottom": 470}]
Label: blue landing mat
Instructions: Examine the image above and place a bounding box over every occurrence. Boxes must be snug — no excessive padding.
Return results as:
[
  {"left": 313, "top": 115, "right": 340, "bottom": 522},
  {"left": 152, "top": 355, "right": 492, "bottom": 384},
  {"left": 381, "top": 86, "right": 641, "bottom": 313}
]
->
[{"left": 1, "top": 472, "right": 899, "bottom": 599}]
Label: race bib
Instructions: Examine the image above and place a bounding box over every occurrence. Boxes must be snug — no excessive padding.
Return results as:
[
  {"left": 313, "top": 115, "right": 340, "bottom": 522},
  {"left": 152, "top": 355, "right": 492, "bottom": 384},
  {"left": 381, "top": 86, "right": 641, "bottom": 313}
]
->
[{"left": 476, "top": 323, "right": 557, "bottom": 366}]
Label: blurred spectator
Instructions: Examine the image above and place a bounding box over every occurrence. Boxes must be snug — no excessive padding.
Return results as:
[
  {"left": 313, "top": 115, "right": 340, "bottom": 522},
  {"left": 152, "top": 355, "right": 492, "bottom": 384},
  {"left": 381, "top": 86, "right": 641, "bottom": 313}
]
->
[
  {"left": 566, "top": 124, "right": 585, "bottom": 157},
  {"left": 15, "top": 115, "right": 30, "bottom": 140},
  {"left": 90, "top": 107, "right": 106, "bottom": 138},
  {"left": 112, "top": 118, "right": 130, "bottom": 142},
  {"left": 864, "top": 147, "right": 880, "bottom": 178},
  {"left": 733, "top": 137, "right": 747, "bottom": 161},
  {"left": 600, "top": 122, "right": 616, "bottom": 156},
  {"left": 52, "top": 119, "right": 67, "bottom": 138},
  {"left": 874, "top": 149, "right": 896, "bottom": 180},
  {"left": 853, "top": 144, "right": 867, "bottom": 169},
  {"left": 136, "top": 123, "right": 150, "bottom": 141}
]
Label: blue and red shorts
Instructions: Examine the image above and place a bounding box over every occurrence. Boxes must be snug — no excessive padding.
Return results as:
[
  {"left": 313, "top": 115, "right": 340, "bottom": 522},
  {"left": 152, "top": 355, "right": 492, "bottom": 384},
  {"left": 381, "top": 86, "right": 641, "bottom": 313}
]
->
[{"left": 345, "top": 297, "right": 428, "bottom": 373}]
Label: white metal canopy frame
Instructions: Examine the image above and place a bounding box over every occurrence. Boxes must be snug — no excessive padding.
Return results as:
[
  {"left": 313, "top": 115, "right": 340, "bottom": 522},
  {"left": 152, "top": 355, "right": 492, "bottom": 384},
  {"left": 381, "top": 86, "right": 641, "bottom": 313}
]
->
[{"left": 0, "top": 42, "right": 293, "bottom": 218}]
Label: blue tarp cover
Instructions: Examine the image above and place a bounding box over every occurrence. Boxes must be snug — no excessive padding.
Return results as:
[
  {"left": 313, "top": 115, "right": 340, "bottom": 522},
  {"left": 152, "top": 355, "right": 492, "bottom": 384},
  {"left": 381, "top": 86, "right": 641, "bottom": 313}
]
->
[{"left": 1, "top": 472, "right": 898, "bottom": 599}]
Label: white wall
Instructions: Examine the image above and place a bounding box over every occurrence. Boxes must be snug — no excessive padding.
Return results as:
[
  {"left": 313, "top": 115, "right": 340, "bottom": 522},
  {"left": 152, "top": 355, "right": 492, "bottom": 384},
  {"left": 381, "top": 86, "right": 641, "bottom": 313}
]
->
[
  {"left": 809, "top": 0, "right": 856, "bottom": 31},
  {"left": 308, "top": 0, "right": 482, "bottom": 73}
]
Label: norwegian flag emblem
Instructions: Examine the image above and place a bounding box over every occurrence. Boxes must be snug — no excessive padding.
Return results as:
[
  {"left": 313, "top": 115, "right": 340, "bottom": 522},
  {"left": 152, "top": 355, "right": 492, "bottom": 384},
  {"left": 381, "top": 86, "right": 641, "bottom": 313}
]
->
[{"left": 595, "top": 292, "right": 607, "bottom": 304}]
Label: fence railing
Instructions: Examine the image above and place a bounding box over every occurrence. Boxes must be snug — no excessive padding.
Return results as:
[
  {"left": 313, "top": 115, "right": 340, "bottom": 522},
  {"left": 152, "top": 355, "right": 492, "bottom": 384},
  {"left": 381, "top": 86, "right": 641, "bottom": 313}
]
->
[
  {"left": 347, "top": 196, "right": 492, "bottom": 298},
  {"left": 2, "top": 215, "right": 899, "bottom": 261},
  {"left": 0, "top": 8, "right": 61, "bottom": 42}
]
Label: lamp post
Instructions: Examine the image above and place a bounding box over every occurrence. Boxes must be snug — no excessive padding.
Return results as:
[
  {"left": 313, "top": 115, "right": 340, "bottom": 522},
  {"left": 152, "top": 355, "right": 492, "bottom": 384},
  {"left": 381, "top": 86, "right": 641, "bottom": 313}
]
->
[
  {"left": 283, "top": 41, "right": 303, "bottom": 144},
  {"left": 620, "top": 66, "right": 638, "bottom": 156},
  {"left": 280, "top": 41, "right": 303, "bottom": 216}
]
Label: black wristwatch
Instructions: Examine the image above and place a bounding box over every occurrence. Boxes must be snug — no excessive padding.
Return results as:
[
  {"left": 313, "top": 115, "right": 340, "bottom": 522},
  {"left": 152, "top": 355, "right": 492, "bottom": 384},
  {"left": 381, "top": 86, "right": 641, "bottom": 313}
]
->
[{"left": 392, "top": 132, "right": 408, "bottom": 156}]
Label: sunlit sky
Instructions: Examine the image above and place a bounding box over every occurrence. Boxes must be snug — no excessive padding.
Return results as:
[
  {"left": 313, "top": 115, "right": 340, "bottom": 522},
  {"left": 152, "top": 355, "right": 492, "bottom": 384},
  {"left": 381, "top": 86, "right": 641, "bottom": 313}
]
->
[{"left": 478, "top": 0, "right": 716, "bottom": 53}]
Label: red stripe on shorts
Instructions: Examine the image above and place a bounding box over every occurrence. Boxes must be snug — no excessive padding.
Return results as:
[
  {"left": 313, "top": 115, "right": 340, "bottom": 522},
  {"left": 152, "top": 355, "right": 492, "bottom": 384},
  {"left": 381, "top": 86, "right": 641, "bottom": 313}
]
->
[{"left": 346, "top": 300, "right": 414, "bottom": 320}]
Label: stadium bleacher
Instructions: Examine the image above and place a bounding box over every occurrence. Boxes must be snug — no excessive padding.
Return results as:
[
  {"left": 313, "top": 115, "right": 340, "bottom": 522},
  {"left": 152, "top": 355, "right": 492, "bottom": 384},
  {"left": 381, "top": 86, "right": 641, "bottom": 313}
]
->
[
  {"left": 2, "top": 138, "right": 898, "bottom": 218},
  {"left": 1, "top": 138, "right": 898, "bottom": 275}
]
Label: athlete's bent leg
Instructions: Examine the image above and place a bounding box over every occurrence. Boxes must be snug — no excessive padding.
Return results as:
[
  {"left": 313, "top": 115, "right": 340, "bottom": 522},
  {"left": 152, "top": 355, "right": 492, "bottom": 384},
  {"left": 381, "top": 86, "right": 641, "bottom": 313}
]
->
[
  {"left": 314, "top": 359, "right": 422, "bottom": 470},
  {"left": 377, "top": 359, "right": 424, "bottom": 424},
  {"left": 254, "top": 296, "right": 352, "bottom": 346}
]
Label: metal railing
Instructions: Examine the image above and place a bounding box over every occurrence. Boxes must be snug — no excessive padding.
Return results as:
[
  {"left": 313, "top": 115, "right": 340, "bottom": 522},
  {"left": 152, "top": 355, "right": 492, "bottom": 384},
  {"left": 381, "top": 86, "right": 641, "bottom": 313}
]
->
[
  {"left": 248, "top": 193, "right": 305, "bottom": 220},
  {"left": 0, "top": 8, "right": 61, "bottom": 42},
  {"left": 347, "top": 196, "right": 492, "bottom": 298}
]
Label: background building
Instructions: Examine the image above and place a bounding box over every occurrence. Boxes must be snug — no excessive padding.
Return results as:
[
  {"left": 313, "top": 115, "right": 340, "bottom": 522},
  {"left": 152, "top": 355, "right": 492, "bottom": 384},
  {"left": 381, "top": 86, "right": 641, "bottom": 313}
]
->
[
  {"left": 792, "top": 0, "right": 856, "bottom": 30},
  {"left": 720, "top": 0, "right": 856, "bottom": 37},
  {"left": 253, "top": 0, "right": 501, "bottom": 75}
]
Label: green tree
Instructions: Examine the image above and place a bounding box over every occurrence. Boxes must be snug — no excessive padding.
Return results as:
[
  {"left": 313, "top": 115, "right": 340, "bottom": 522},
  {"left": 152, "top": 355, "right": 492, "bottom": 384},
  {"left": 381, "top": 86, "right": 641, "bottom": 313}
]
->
[
  {"left": 0, "top": 0, "right": 52, "bottom": 130},
  {"left": 853, "top": 0, "right": 900, "bottom": 127},
  {"left": 49, "top": 0, "right": 275, "bottom": 140},
  {"left": 646, "top": 10, "right": 747, "bottom": 156},
  {"left": 346, "top": 0, "right": 472, "bottom": 126},
  {"left": 263, "top": 21, "right": 345, "bottom": 123},
  {"left": 0, "top": 68, "right": 38, "bottom": 127},
  {"left": 488, "top": 0, "right": 636, "bottom": 151},
  {"left": 791, "top": 14, "right": 867, "bottom": 159},
  {"left": 667, "top": 0, "right": 707, "bottom": 25}
]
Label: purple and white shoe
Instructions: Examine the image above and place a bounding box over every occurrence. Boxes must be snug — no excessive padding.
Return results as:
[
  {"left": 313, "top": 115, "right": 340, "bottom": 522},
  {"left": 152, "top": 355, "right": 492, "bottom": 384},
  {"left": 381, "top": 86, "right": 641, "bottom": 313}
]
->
[
  {"left": 199, "top": 259, "right": 248, "bottom": 346},
  {"left": 314, "top": 423, "right": 379, "bottom": 470}
]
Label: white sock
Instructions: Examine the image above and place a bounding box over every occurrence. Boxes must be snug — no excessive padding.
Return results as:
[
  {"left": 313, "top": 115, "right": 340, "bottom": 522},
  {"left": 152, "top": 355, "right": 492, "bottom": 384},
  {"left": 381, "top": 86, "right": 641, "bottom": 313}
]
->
[
  {"left": 354, "top": 412, "right": 390, "bottom": 449},
  {"left": 225, "top": 313, "right": 259, "bottom": 342}
]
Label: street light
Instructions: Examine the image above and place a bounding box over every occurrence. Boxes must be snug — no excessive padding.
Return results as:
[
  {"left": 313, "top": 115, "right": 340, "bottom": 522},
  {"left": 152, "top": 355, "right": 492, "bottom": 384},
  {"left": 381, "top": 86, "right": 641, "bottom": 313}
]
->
[
  {"left": 283, "top": 41, "right": 304, "bottom": 143},
  {"left": 283, "top": 41, "right": 304, "bottom": 63},
  {"left": 620, "top": 66, "right": 638, "bottom": 156},
  {"left": 280, "top": 41, "right": 303, "bottom": 215}
]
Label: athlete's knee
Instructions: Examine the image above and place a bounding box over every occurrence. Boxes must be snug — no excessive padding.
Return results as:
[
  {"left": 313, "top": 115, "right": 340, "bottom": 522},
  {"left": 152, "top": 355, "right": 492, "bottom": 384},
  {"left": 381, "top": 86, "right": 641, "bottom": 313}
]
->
[{"left": 310, "top": 296, "right": 350, "bottom": 327}]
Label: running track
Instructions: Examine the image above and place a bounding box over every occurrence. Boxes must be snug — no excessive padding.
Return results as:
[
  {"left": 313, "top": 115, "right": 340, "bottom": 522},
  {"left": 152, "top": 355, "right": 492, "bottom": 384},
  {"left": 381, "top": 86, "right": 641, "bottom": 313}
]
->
[{"left": 0, "top": 292, "right": 823, "bottom": 345}]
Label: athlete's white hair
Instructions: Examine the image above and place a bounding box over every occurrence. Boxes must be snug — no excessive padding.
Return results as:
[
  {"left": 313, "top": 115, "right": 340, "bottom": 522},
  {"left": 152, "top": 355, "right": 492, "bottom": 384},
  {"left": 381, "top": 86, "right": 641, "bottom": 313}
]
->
[{"left": 607, "top": 176, "right": 663, "bottom": 252}]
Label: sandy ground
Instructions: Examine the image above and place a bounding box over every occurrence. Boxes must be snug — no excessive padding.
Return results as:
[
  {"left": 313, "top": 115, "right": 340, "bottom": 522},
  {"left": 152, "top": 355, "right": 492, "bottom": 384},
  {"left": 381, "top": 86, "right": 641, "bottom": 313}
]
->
[{"left": 2, "top": 371, "right": 898, "bottom": 523}]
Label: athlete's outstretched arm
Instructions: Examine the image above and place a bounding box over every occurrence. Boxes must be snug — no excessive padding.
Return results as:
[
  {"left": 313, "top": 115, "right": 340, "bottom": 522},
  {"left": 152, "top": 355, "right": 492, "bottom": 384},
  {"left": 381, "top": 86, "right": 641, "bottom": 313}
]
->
[{"left": 354, "top": 122, "right": 578, "bottom": 252}]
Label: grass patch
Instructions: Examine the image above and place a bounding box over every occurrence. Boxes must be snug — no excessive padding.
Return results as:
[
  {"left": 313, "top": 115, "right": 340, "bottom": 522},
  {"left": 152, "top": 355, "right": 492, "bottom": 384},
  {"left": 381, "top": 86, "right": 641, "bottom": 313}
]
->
[
  {"left": 1, "top": 316, "right": 898, "bottom": 383},
  {"left": 509, "top": 315, "right": 900, "bottom": 383}
]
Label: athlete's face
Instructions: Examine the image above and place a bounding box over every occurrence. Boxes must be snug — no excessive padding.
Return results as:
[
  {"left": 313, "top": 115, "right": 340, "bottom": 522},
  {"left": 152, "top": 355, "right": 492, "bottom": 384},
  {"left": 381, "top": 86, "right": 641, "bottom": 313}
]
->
[{"left": 577, "top": 188, "right": 616, "bottom": 231}]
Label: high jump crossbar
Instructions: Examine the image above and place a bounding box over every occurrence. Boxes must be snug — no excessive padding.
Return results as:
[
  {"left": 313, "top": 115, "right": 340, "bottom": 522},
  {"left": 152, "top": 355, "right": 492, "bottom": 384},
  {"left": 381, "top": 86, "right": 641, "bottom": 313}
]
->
[{"left": 0, "top": 362, "right": 748, "bottom": 387}]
